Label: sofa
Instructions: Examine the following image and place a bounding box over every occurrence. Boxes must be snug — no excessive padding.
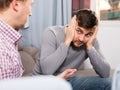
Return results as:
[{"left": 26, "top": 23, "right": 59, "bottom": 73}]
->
[
  {"left": 18, "top": 44, "right": 114, "bottom": 77},
  {"left": 18, "top": 44, "right": 40, "bottom": 76}
]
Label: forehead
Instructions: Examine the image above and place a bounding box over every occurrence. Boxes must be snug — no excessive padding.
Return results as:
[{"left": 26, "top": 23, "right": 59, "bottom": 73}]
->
[{"left": 76, "top": 25, "right": 95, "bottom": 33}]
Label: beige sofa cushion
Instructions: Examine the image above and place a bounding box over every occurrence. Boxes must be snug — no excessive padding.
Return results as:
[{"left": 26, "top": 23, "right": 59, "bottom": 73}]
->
[
  {"left": 22, "top": 46, "right": 39, "bottom": 62},
  {"left": 19, "top": 51, "right": 35, "bottom": 76},
  {"left": 18, "top": 43, "right": 40, "bottom": 76}
]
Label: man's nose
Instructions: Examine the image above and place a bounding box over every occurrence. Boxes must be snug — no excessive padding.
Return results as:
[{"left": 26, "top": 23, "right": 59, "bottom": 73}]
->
[
  {"left": 79, "top": 35, "right": 85, "bottom": 41},
  {"left": 29, "top": 9, "right": 32, "bottom": 16},
  {"left": 29, "top": 12, "right": 32, "bottom": 16}
]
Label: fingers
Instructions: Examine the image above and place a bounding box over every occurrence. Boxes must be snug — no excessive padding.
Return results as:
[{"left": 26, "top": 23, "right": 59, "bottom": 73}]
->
[
  {"left": 57, "top": 69, "right": 77, "bottom": 79},
  {"left": 64, "top": 15, "right": 77, "bottom": 46},
  {"left": 86, "top": 26, "right": 98, "bottom": 50},
  {"left": 68, "top": 15, "right": 76, "bottom": 29},
  {"left": 65, "top": 69, "right": 77, "bottom": 77},
  {"left": 93, "top": 26, "right": 98, "bottom": 38},
  {"left": 64, "top": 69, "right": 77, "bottom": 79},
  {"left": 64, "top": 69, "right": 77, "bottom": 74}
]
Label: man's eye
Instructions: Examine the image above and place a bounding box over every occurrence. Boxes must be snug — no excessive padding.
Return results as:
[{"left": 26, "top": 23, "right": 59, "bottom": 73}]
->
[
  {"left": 86, "top": 33, "right": 93, "bottom": 37},
  {"left": 77, "top": 29, "right": 81, "bottom": 33}
]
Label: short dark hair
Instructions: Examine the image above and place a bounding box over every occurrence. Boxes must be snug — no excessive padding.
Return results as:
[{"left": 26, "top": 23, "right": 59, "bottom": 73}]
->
[
  {"left": 0, "top": 0, "right": 13, "bottom": 10},
  {"left": 73, "top": 9, "right": 98, "bottom": 29},
  {"left": 0, "top": 0, "right": 26, "bottom": 10}
]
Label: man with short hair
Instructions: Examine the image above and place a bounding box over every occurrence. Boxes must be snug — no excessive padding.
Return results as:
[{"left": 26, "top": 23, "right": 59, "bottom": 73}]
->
[
  {"left": 33, "top": 9, "right": 112, "bottom": 90},
  {"left": 0, "top": 0, "right": 34, "bottom": 79}
]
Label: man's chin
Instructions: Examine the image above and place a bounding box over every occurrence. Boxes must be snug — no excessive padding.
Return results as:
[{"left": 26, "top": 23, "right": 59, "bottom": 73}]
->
[
  {"left": 20, "top": 25, "right": 26, "bottom": 29},
  {"left": 73, "top": 43, "right": 83, "bottom": 47}
]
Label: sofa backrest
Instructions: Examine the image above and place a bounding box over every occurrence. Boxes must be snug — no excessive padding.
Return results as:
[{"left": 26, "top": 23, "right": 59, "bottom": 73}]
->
[{"left": 18, "top": 44, "right": 40, "bottom": 76}]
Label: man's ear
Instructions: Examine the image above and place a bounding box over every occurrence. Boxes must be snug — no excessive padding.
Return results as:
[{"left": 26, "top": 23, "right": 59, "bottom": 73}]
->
[{"left": 11, "top": 0, "right": 20, "bottom": 11}]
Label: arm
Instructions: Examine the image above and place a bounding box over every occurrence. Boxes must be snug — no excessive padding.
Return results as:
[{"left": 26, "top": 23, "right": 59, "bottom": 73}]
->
[
  {"left": 40, "top": 16, "right": 76, "bottom": 75},
  {"left": 85, "top": 26, "right": 110, "bottom": 78},
  {"left": 40, "top": 29, "right": 69, "bottom": 75},
  {"left": 87, "top": 39, "right": 110, "bottom": 78}
]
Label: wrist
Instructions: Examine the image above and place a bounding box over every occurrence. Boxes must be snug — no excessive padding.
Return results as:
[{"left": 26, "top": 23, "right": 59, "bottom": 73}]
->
[
  {"left": 86, "top": 44, "right": 93, "bottom": 51},
  {"left": 64, "top": 39, "right": 71, "bottom": 46}
]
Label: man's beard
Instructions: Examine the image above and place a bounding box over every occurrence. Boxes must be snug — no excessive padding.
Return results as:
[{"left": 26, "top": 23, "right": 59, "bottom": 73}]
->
[{"left": 71, "top": 40, "right": 85, "bottom": 47}]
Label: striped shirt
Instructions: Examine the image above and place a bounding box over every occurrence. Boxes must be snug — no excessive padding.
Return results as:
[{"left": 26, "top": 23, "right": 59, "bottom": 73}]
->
[{"left": 0, "top": 19, "right": 24, "bottom": 79}]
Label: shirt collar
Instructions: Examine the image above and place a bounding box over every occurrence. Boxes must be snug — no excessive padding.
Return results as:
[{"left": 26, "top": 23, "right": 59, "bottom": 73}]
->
[{"left": 0, "top": 19, "right": 22, "bottom": 44}]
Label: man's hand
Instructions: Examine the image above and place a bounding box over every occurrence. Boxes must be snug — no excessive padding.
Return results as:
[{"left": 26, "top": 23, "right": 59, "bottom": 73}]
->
[
  {"left": 64, "top": 15, "right": 76, "bottom": 46},
  {"left": 57, "top": 69, "right": 77, "bottom": 79},
  {"left": 86, "top": 26, "right": 98, "bottom": 50}
]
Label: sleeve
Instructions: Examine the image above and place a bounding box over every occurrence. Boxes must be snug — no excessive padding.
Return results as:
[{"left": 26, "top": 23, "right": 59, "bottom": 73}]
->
[
  {"left": 87, "top": 39, "right": 111, "bottom": 78},
  {"left": 32, "top": 60, "right": 43, "bottom": 75},
  {"left": 40, "top": 28, "right": 69, "bottom": 75}
]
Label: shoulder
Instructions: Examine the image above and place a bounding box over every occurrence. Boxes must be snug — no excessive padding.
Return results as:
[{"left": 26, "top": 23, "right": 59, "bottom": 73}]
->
[
  {"left": 93, "top": 39, "right": 99, "bottom": 45},
  {"left": 93, "top": 39, "right": 100, "bottom": 49},
  {"left": 44, "top": 26, "right": 65, "bottom": 36}
]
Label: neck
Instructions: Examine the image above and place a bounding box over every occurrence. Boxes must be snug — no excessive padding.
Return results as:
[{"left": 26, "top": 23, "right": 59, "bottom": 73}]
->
[{"left": 0, "top": 10, "right": 17, "bottom": 30}]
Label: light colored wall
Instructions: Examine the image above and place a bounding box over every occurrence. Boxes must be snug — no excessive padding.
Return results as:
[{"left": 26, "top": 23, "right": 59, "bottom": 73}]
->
[{"left": 84, "top": 21, "right": 120, "bottom": 69}]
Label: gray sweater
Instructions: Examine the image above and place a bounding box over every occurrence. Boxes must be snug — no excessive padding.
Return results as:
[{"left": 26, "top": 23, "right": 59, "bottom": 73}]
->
[{"left": 33, "top": 26, "right": 110, "bottom": 78}]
